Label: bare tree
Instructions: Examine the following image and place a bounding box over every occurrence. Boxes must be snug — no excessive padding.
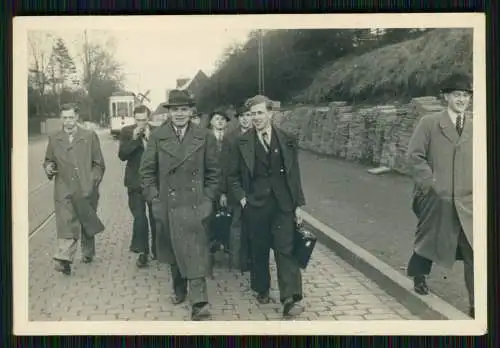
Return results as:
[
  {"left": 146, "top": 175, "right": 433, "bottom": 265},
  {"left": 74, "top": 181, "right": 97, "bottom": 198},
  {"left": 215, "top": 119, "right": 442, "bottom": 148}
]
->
[
  {"left": 79, "top": 30, "right": 124, "bottom": 122},
  {"left": 27, "top": 31, "right": 55, "bottom": 117}
]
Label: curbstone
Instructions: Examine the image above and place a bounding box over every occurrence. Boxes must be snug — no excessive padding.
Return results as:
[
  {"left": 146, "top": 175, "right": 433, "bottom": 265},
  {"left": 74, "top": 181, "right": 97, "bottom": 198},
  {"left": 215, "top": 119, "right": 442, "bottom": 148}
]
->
[{"left": 301, "top": 210, "right": 471, "bottom": 320}]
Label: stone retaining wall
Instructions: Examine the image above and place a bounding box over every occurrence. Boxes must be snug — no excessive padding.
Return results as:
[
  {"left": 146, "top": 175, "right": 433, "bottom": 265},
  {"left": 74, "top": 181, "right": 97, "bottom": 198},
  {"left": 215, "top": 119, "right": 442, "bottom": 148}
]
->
[{"left": 276, "top": 96, "right": 448, "bottom": 174}]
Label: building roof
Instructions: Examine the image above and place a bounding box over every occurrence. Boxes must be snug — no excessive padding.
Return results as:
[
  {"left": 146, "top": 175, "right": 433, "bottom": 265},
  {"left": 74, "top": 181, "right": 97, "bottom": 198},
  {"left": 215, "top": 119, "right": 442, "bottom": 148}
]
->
[
  {"left": 111, "top": 91, "right": 135, "bottom": 97},
  {"left": 177, "top": 70, "right": 209, "bottom": 92}
]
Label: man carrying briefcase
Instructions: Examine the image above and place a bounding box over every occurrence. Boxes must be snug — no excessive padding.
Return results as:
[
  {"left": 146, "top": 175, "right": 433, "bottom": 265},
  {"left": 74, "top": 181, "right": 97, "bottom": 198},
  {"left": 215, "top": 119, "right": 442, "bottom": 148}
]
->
[{"left": 227, "top": 95, "right": 307, "bottom": 318}]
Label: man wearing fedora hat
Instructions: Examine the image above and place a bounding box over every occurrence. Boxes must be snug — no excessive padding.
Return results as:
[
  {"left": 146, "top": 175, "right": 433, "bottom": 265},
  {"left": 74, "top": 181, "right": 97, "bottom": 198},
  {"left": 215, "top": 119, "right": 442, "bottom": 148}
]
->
[
  {"left": 406, "top": 72, "right": 474, "bottom": 317},
  {"left": 206, "top": 109, "right": 231, "bottom": 254},
  {"left": 219, "top": 105, "right": 254, "bottom": 272},
  {"left": 227, "top": 94, "right": 306, "bottom": 318},
  {"left": 139, "top": 89, "right": 220, "bottom": 320}
]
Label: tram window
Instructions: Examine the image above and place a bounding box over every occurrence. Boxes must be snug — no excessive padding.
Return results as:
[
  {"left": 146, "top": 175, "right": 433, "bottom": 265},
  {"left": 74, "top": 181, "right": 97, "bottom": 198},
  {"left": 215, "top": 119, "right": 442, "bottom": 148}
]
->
[{"left": 112, "top": 102, "right": 117, "bottom": 118}]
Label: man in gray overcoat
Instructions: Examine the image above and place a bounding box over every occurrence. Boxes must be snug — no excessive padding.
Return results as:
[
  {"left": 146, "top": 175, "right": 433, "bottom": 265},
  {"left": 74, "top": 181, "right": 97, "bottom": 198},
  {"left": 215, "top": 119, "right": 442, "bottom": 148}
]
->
[
  {"left": 139, "top": 89, "right": 220, "bottom": 321},
  {"left": 43, "top": 104, "right": 106, "bottom": 275},
  {"left": 406, "top": 73, "right": 474, "bottom": 317}
]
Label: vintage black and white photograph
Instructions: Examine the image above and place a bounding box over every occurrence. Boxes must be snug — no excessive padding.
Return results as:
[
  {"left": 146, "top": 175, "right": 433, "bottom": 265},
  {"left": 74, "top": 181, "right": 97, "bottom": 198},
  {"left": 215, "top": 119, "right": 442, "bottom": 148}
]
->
[{"left": 13, "top": 14, "right": 486, "bottom": 335}]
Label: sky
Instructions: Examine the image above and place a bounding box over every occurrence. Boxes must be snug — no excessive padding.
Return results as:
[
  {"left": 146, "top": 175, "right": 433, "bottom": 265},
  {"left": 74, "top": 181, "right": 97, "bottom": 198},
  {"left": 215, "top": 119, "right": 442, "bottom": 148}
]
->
[{"left": 28, "top": 26, "right": 252, "bottom": 108}]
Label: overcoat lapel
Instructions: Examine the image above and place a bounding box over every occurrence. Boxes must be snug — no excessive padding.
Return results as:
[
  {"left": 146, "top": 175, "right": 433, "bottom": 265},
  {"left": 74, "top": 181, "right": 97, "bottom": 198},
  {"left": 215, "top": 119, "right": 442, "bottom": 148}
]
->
[
  {"left": 457, "top": 113, "right": 473, "bottom": 146},
  {"left": 238, "top": 128, "right": 256, "bottom": 177},
  {"left": 438, "top": 111, "right": 460, "bottom": 144},
  {"left": 157, "top": 121, "right": 205, "bottom": 173}
]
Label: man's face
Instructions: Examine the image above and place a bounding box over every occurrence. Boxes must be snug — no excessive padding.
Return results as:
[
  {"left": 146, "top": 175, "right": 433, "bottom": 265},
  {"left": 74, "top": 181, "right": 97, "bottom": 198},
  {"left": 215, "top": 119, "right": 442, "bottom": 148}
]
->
[
  {"left": 210, "top": 114, "right": 228, "bottom": 130},
  {"left": 239, "top": 111, "right": 252, "bottom": 129},
  {"left": 250, "top": 102, "right": 272, "bottom": 131},
  {"left": 168, "top": 105, "right": 193, "bottom": 128},
  {"left": 61, "top": 109, "right": 78, "bottom": 129},
  {"left": 444, "top": 90, "right": 471, "bottom": 114},
  {"left": 134, "top": 112, "right": 149, "bottom": 128},
  {"left": 191, "top": 116, "right": 201, "bottom": 125}
]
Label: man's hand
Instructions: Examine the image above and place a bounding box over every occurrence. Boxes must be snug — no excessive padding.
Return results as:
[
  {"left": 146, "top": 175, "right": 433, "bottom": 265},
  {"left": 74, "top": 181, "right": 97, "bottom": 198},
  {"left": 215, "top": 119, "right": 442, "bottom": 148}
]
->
[
  {"left": 240, "top": 197, "right": 247, "bottom": 208},
  {"left": 44, "top": 162, "right": 57, "bottom": 177},
  {"left": 132, "top": 126, "right": 143, "bottom": 140},
  {"left": 219, "top": 194, "right": 228, "bottom": 208},
  {"left": 295, "top": 207, "right": 303, "bottom": 226}
]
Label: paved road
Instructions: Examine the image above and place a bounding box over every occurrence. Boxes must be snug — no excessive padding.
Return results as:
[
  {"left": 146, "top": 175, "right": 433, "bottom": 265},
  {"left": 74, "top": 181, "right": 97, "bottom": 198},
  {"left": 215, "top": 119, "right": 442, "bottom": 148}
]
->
[
  {"left": 299, "top": 151, "right": 470, "bottom": 315},
  {"left": 28, "top": 130, "right": 419, "bottom": 321}
]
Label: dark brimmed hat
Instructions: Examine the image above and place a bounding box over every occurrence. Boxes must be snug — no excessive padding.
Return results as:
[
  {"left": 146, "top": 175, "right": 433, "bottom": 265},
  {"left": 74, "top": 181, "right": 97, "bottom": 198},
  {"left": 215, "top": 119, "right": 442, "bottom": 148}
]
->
[
  {"left": 162, "top": 89, "right": 195, "bottom": 107},
  {"left": 440, "top": 73, "right": 473, "bottom": 94},
  {"left": 208, "top": 109, "right": 230, "bottom": 122},
  {"left": 235, "top": 105, "right": 250, "bottom": 117}
]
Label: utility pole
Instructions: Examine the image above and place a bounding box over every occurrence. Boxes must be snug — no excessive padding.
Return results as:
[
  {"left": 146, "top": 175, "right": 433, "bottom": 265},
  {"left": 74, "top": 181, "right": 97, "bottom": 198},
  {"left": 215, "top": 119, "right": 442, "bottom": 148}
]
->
[{"left": 258, "top": 29, "right": 265, "bottom": 95}]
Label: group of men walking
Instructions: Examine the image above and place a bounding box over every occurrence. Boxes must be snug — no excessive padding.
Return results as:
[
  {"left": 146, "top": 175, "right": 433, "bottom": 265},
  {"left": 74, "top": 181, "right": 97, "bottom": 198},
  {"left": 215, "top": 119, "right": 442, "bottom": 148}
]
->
[{"left": 42, "top": 72, "right": 475, "bottom": 320}]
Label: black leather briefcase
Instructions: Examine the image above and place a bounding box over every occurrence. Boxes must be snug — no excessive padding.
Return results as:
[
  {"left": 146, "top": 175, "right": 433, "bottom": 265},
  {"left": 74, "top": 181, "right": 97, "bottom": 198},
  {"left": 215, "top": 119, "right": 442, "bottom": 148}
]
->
[
  {"left": 293, "top": 223, "right": 317, "bottom": 269},
  {"left": 210, "top": 207, "right": 233, "bottom": 252}
]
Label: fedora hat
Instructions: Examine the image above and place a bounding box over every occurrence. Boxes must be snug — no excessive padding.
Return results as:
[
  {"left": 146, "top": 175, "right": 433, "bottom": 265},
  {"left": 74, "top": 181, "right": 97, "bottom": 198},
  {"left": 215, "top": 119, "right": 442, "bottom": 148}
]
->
[
  {"left": 440, "top": 73, "right": 473, "bottom": 94},
  {"left": 208, "top": 109, "right": 230, "bottom": 122},
  {"left": 162, "top": 89, "right": 195, "bottom": 107},
  {"left": 235, "top": 105, "right": 250, "bottom": 117}
]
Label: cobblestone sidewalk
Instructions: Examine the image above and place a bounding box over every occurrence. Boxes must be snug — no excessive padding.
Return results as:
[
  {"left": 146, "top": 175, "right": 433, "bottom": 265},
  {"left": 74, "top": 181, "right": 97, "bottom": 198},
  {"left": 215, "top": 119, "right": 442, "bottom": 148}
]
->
[{"left": 28, "top": 136, "right": 420, "bottom": 321}]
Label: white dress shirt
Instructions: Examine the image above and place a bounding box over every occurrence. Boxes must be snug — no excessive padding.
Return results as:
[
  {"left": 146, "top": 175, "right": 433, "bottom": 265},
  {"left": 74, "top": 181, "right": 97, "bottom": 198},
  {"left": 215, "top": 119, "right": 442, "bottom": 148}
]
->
[
  {"left": 213, "top": 129, "right": 224, "bottom": 142},
  {"left": 447, "top": 107, "right": 464, "bottom": 126},
  {"left": 142, "top": 126, "right": 151, "bottom": 148},
  {"left": 257, "top": 124, "right": 273, "bottom": 151},
  {"left": 173, "top": 125, "right": 187, "bottom": 140}
]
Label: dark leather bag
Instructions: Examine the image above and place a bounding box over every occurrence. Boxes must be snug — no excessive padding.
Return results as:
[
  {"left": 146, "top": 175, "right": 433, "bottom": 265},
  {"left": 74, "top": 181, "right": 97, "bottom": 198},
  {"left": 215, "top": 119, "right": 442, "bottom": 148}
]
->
[{"left": 293, "top": 222, "right": 317, "bottom": 269}]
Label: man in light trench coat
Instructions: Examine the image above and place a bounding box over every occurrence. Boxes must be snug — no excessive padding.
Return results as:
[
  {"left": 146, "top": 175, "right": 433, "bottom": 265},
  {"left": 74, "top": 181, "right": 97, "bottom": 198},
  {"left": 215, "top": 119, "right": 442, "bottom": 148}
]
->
[
  {"left": 139, "top": 89, "right": 220, "bottom": 321},
  {"left": 406, "top": 73, "right": 474, "bottom": 318},
  {"left": 43, "top": 104, "right": 106, "bottom": 275}
]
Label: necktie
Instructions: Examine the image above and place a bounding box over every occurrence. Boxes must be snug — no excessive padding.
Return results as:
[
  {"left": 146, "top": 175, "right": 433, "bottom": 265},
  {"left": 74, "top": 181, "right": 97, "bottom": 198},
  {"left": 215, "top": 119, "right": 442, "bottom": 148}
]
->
[
  {"left": 456, "top": 114, "right": 463, "bottom": 136},
  {"left": 262, "top": 131, "right": 270, "bottom": 152},
  {"left": 176, "top": 128, "right": 183, "bottom": 141}
]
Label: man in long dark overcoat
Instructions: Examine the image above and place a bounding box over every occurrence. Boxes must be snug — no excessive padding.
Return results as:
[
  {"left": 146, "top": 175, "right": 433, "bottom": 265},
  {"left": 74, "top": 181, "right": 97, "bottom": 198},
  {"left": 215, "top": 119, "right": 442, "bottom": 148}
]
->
[
  {"left": 118, "top": 104, "right": 157, "bottom": 268},
  {"left": 139, "top": 89, "right": 220, "bottom": 321},
  {"left": 227, "top": 95, "right": 306, "bottom": 318},
  {"left": 43, "top": 104, "right": 106, "bottom": 275},
  {"left": 406, "top": 73, "right": 474, "bottom": 317},
  {"left": 219, "top": 105, "right": 253, "bottom": 272}
]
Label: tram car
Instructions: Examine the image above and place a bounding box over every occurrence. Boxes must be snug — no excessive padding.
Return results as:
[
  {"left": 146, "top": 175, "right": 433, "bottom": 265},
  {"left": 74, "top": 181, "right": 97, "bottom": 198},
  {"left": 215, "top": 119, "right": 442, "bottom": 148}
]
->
[{"left": 109, "top": 91, "right": 136, "bottom": 138}]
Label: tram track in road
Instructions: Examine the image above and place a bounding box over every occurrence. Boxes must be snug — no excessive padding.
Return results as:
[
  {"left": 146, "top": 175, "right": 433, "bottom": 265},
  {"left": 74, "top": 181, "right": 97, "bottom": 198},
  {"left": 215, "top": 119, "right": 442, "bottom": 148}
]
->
[
  {"left": 28, "top": 181, "right": 55, "bottom": 239},
  {"left": 29, "top": 211, "right": 55, "bottom": 239}
]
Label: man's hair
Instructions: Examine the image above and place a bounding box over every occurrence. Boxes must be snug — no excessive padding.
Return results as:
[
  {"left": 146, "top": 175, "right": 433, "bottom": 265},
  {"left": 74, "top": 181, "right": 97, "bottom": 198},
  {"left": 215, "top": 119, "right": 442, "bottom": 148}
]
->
[
  {"left": 245, "top": 95, "right": 274, "bottom": 111},
  {"left": 60, "top": 103, "right": 79, "bottom": 114},
  {"left": 134, "top": 104, "right": 151, "bottom": 116}
]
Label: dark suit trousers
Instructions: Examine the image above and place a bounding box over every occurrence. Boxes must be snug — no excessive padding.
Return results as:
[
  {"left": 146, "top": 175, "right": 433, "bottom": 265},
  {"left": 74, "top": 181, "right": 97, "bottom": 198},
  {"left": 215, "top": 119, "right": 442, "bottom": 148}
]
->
[
  {"left": 127, "top": 188, "right": 156, "bottom": 256},
  {"left": 244, "top": 195, "right": 303, "bottom": 303}
]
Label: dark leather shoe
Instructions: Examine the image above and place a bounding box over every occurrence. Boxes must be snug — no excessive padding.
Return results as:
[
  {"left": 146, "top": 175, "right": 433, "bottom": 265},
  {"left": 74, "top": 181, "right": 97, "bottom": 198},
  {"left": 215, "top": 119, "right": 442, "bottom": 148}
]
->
[
  {"left": 171, "top": 294, "right": 186, "bottom": 305},
  {"left": 469, "top": 307, "right": 475, "bottom": 318},
  {"left": 256, "top": 292, "right": 270, "bottom": 304},
  {"left": 413, "top": 276, "right": 429, "bottom": 295},
  {"left": 136, "top": 253, "right": 148, "bottom": 268},
  {"left": 55, "top": 260, "right": 71, "bottom": 275},
  {"left": 82, "top": 256, "right": 93, "bottom": 264},
  {"left": 283, "top": 297, "right": 304, "bottom": 317},
  {"left": 191, "top": 302, "right": 210, "bottom": 321}
]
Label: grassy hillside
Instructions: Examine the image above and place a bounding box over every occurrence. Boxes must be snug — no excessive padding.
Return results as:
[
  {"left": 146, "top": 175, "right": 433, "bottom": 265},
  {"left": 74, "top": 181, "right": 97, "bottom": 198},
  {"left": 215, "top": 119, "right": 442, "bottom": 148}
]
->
[{"left": 293, "top": 29, "right": 473, "bottom": 105}]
